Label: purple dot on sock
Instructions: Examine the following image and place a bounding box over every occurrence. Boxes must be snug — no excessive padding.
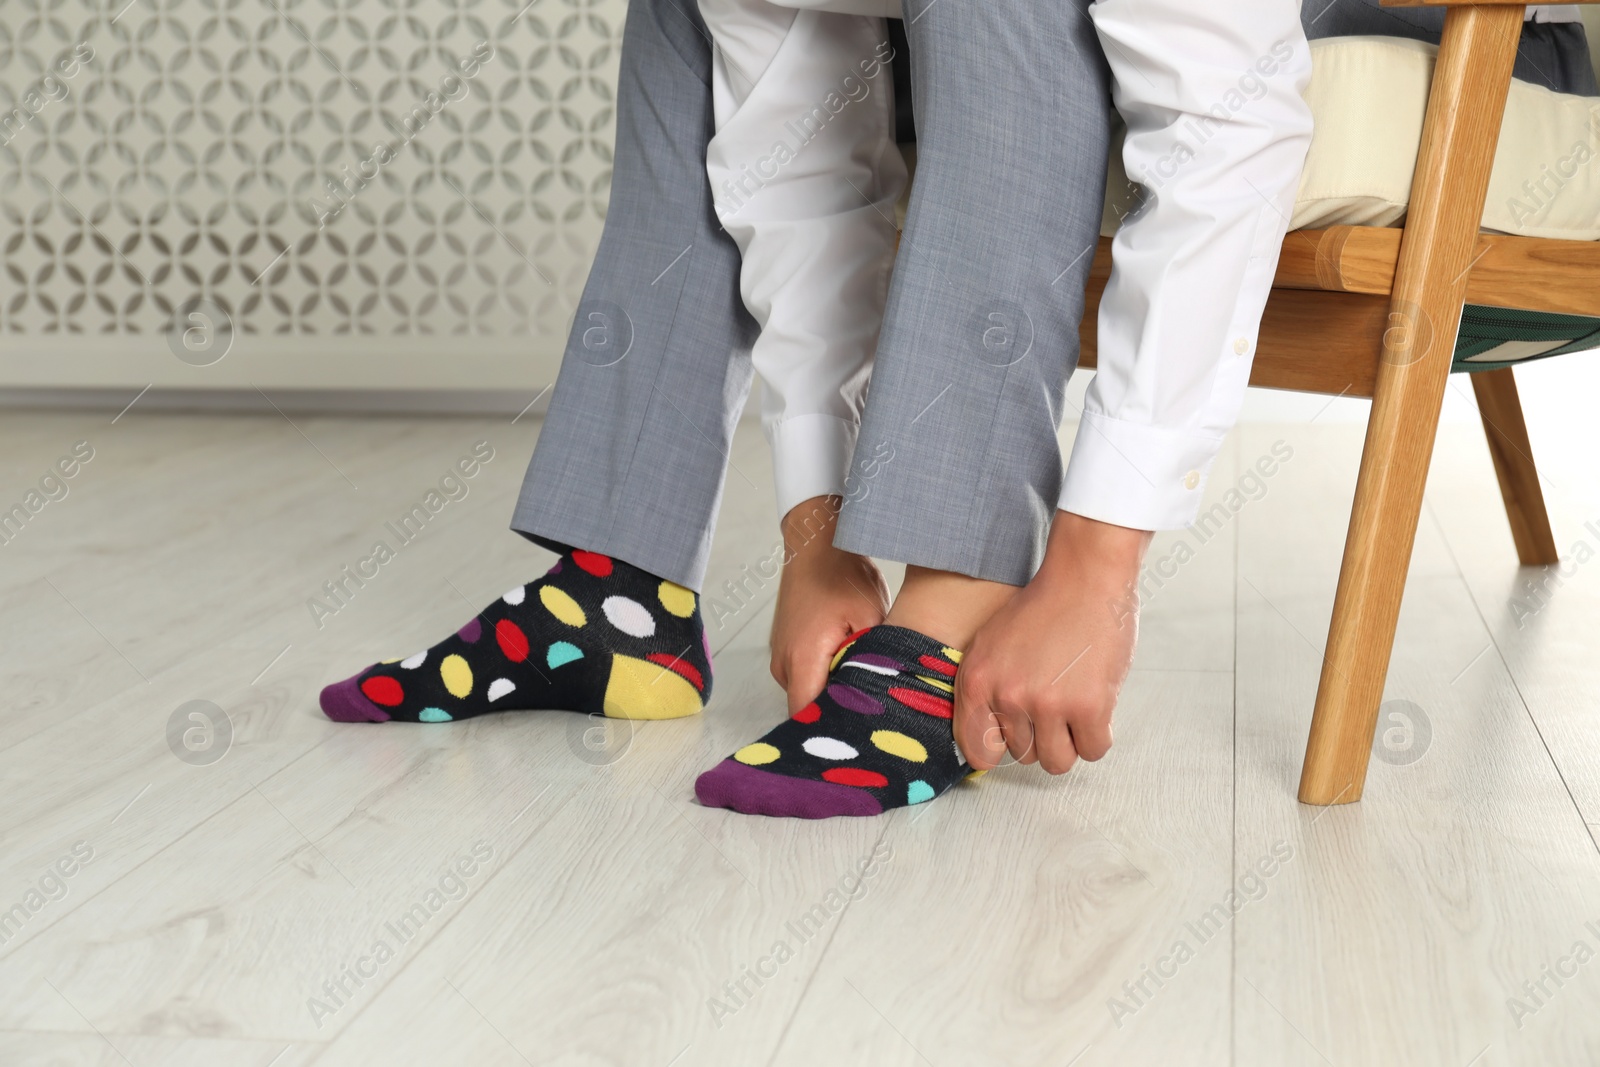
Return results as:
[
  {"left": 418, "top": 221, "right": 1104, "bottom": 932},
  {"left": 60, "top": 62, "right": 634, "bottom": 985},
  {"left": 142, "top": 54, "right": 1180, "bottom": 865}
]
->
[
  {"left": 457, "top": 617, "right": 482, "bottom": 643},
  {"left": 547, "top": 559, "right": 563, "bottom": 575},
  {"left": 826, "top": 683, "right": 884, "bottom": 715},
  {"left": 847, "top": 653, "right": 903, "bottom": 671}
]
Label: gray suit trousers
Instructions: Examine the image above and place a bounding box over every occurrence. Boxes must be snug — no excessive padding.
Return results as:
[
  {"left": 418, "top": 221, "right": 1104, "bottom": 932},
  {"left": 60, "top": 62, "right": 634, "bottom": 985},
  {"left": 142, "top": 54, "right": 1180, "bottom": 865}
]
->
[
  {"left": 513, "top": 0, "right": 1114, "bottom": 590},
  {"left": 511, "top": 0, "right": 757, "bottom": 591}
]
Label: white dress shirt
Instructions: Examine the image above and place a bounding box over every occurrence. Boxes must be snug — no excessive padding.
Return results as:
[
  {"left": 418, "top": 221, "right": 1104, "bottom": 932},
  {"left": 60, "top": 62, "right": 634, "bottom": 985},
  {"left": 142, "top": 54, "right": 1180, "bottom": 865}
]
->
[{"left": 700, "top": 1, "right": 1578, "bottom": 531}]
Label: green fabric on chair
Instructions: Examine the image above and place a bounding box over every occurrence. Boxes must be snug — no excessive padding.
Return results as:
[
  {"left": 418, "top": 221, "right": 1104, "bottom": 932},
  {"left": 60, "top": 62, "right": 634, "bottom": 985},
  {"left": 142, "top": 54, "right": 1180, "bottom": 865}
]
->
[{"left": 1452, "top": 305, "right": 1600, "bottom": 373}]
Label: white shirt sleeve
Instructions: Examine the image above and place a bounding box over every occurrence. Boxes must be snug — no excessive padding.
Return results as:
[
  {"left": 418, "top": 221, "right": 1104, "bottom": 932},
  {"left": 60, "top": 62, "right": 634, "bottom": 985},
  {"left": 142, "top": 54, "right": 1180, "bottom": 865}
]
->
[
  {"left": 1060, "top": 0, "right": 1315, "bottom": 531},
  {"left": 700, "top": 0, "right": 906, "bottom": 519}
]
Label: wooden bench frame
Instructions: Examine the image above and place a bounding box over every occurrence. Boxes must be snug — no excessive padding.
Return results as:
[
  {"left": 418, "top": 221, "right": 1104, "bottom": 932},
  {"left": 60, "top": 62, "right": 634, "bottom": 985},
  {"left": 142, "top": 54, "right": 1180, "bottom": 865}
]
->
[{"left": 1078, "top": 0, "right": 1597, "bottom": 805}]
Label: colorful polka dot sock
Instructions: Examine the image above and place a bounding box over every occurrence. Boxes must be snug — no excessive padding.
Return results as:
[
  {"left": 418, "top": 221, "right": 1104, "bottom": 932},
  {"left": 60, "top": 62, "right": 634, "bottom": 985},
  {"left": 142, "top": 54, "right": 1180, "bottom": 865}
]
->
[
  {"left": 319, "top": 550, "right": 711, "bottom": 724},
  {"left": 695, "top": 625, "right": 972, "bottom": 818}
]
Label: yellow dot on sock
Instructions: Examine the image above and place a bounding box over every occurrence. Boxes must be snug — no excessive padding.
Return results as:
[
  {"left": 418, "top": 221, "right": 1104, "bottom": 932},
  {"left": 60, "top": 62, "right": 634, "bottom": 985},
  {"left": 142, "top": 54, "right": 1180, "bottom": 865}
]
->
[
  {"left": 540, "top": 585, "right": 587, "bottom": 628},
  {"left": 964, "top": 768, "right": 987, "bottom": 781},
  {"left": 829, "top": 642, "right": 856, "bottom": 672},
  {"left": 734, "top": 742, "right": 780, "bottom": 766},
  {"left": 917, "top": 675, "right": 954, "bottom": 693},
  {"left": 870, "top": 730, "right": 927, "bottom": 762},
  {"left": 380, "top": 657, "right": 401, "bottom": 664},
  {"left": 658, "top": 581, "right": 696, "bottom": 618},
  {"left": 440, "top": 654, "right": 473, "bottom": 698},
  {"left": 941, "top": 647, "right": 963, "bottom": 663}
]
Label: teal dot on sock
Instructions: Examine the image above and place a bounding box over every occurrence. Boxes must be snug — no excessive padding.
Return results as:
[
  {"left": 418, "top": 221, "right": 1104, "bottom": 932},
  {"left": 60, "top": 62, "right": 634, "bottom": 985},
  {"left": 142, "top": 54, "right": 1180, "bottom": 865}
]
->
[
  {"left": 547, "top": 641, "right": 584, "bottom": 669},
  {"left": 907, "top": 780, "right": 935, "bottom": 805},
  {"left": 418, "top": 707, "right": 452, "bottom": 723}
]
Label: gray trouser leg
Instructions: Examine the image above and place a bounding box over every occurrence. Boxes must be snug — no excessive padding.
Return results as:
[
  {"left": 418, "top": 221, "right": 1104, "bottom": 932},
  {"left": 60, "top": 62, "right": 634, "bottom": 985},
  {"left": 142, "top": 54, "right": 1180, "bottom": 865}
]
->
[
  {"left": 1303, "top": 0, "right": 1600, "bottom": 95},
  {"left": 510, "top": 0, "right": 756, "bottom": 592},
  {"left": 833, "top": 0, "right": 1113, "bottom": 586}
]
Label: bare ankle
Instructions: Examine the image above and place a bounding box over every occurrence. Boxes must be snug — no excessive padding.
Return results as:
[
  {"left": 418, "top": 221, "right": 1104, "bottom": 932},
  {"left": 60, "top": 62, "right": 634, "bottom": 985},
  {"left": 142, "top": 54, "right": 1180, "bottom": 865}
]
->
[{"left": 884, "top": 565, "right": 1018, "bottom": 649}]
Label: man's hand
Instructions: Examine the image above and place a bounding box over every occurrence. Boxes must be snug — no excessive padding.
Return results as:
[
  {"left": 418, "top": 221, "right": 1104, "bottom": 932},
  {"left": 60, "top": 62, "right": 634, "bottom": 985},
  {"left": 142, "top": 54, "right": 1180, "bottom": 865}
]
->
[
  {"left": 770, "top": 496, "right": 891, "bottom": 713},
  {"left": 954, "top": 511, "right": 1153, "bottom": 774}
]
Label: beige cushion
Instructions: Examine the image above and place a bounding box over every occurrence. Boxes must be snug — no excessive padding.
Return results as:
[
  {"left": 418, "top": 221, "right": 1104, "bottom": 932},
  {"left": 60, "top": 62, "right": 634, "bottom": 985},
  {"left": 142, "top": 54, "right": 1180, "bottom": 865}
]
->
[{"left": 1102, "top": 35, "right": 1600, "bottom": 241}]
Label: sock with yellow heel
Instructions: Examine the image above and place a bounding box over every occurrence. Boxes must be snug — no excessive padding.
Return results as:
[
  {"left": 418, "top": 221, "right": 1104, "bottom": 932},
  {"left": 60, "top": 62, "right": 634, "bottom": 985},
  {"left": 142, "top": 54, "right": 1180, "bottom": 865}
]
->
[{"left": 320, "top": 549, "right": 710, "bottom": 723}]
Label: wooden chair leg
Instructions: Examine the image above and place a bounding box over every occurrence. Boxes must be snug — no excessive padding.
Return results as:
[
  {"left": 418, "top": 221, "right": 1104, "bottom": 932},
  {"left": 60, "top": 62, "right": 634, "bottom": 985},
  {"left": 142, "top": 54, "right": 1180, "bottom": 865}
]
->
[
  {"left": 1297, "top": 4, "right": 1524, "bottom": 806},
  {"left": 1470, "top": 367, "right": 1559, "bottom": 565}
]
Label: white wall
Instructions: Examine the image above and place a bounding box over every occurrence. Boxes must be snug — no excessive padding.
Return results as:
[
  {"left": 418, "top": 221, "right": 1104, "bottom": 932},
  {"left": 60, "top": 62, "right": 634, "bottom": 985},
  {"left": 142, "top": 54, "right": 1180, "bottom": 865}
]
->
[{"left": 0, "top": 0, "right": 622, "bottom": 394}]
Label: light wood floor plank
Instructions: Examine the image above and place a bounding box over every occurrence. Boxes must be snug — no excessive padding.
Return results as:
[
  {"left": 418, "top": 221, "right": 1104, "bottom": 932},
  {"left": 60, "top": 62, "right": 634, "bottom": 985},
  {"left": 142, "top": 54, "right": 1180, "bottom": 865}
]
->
[
  {"left": 1232, "top": 421, "right": 1600, "bottom": 1067},
  {"left": 771, "top": 667, "right": 1238, "bottom": 1067},
  {"left": 3, "top": 408, "right": 1598, "bottom": 1065},
  {"left": 303, "top": 603, "right": 907, "bottom": 1067},
  {"left": 0, "top": 1030, "right": 324, "bottom": 1067},
  {"left": 1424, "top": 413, "right": 1600, "bottom": 826}
]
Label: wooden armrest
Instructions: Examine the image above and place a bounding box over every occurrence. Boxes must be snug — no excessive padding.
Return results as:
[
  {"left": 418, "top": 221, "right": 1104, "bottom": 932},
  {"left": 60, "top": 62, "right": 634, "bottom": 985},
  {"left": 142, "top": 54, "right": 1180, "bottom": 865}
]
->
[{"left": 1277, "top": 227, "right": 1600, "bottom": 318}]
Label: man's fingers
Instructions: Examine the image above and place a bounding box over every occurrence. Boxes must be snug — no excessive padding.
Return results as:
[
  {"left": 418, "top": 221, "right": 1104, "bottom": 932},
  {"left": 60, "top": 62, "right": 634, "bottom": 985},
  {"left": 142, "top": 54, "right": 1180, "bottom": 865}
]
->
[
  {"left": 1069, "top": 716, "right": 1114, "bottom": 762},
  {"left": 1034, "top": 718, "right": 1080, "bottom": 776},
  {"left": 954, "top": 680, "right": 1005, "bottom": 771},
  {"left": 993, "top": 704, "right": 1037, "bottom": 765},
  {"left": 784, "top": 642, "right": 832, "bottom": 715}
]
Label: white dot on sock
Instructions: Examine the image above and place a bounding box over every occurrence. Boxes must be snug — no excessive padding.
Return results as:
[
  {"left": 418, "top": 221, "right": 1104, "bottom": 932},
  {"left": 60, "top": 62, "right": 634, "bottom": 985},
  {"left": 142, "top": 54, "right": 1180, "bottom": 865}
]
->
[
  {"left": 400, "top": 651, "right": 427, "bottom": 669},
  {"left": 602, "top": 595, "right": 656, "bottom": 638},
  {"left": 842, "top": 659, "right": 897, "bottom": 676},
  {"left": 803, "top": 736, "right": 858, "bottom": 761},
  {"left": 503, "top": 585, "right": 527, "bottom": 606},
  {"left": 487, "top": 677, "right": 516, "bottom": 702}
]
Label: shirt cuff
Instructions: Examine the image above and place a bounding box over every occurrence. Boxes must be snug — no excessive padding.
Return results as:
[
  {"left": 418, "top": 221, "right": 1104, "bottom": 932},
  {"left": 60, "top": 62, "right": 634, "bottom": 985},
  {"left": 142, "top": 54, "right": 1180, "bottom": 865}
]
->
[
  {"left": 769, "top": 413, "right": 859, "bottom": 520},
  {"left": 1058, "top": 410, "right": 1225, "bottom": 531}
]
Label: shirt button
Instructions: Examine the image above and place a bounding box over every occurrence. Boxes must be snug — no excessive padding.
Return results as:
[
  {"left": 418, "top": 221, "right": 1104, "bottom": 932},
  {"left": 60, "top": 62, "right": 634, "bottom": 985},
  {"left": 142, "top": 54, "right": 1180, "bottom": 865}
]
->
[
  {"left": 1233, "top": 337, "right": 1250, "bottom": 355},
  {"left": 1183, "top": 470, "right": 1201, "bottom": 490}
]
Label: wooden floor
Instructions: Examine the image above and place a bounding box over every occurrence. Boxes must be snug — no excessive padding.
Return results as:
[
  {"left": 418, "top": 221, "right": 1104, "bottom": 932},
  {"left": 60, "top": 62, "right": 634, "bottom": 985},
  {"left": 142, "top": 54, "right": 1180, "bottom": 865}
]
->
[{"left": 2, "top": 384, "right": 1599, "bottom": 1067}]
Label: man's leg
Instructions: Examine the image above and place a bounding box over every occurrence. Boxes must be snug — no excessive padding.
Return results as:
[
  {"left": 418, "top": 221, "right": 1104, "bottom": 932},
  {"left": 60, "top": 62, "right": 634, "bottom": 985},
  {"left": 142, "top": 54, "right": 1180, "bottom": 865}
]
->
[
  {"left": 513, "top": 0, "right": 757, "bottom": 594},
  {"left": 695, "top": 0, "right": 1116, "bottom": 818},
  {"left": 320, "top": 0, "right": 744, "bottom": 726},
  {"left": 832, "top": 0, "right": 1114, "bottom": 588},
  {"left": 695, "top": 0, "right": 905, "bottom": 711},
  {"left": 839, "top": 0, "right": 1114, "bottom": 652}
]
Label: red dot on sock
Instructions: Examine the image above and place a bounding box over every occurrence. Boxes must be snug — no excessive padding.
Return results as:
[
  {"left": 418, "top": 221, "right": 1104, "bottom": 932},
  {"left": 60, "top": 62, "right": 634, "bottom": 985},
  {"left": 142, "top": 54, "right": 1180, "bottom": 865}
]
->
[
  {"left": 496, "top": 619, "right": 530, "bottom": 662},
  {"left": 888, "top": 687, "right": 953, "bottom": 718},
  {"left": 572, "top": 550, "right": 614, "bottom": 577},
  {"left": 647, "top": 652, "right": 704, "bottom": 691},
  {"left": 793, "top": 701, "right": 821, "bottom": 723},
  {"left": 836, "top": 627, "right": 872, "bottom": 654},
  {"left": 361, "top": 676, "right": 404, "bottom": 707},
  {"left": 822, "top": 767, "right": 888, "bottom": 788},
  {"left": 918, "top": 654, "right": 957, "bottom": 677}
]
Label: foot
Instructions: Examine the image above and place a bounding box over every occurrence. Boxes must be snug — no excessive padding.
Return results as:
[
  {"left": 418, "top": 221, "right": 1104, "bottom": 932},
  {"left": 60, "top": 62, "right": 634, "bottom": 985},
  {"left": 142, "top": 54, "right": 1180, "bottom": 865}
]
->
[
  {"left": 320, "top": 549, "right": 711, "bottom": 724},
  {"left": 695, "top": 625, "right": 973, "bottom": 818}
]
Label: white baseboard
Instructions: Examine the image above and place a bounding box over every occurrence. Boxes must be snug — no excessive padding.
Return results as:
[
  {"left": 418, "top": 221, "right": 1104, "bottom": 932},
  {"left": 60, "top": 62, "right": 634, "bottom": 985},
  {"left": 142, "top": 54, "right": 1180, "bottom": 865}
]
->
[
  {"left": 0, "top": 335, "right": 562, "bottom": 392},
  {"left": 0, "top": 386, "right": 557, "bottom": 417}
]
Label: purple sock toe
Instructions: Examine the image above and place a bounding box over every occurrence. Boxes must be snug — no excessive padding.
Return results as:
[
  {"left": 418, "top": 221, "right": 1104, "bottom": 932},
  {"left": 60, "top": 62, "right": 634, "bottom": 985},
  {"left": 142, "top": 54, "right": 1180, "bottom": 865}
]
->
[
  {"left": 320, "top": 675, "right": 391, "bottom": 723},
  {"left": 695, "top": 760, "right": 883, "bottom": 818}
]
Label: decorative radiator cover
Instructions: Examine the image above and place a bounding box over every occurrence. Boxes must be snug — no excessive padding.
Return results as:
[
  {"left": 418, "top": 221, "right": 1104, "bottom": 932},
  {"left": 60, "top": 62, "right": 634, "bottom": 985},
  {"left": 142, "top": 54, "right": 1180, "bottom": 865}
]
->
[{"left": 0, "top": 0, "right": 623, "bottom": 391}]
